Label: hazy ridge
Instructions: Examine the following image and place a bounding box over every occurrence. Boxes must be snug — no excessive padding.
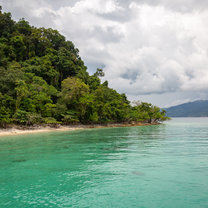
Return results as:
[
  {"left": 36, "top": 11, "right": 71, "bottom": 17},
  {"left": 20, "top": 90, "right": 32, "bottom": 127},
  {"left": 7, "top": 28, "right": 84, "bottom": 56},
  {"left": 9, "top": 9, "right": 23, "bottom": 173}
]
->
[{"left": 165, "top": 100, "right": 208, "bottom": 117}]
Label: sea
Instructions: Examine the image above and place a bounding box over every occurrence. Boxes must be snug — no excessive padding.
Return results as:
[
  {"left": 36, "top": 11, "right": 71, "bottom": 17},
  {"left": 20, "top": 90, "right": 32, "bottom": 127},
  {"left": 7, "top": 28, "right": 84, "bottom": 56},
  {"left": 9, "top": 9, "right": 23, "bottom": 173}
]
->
[{"left": 0, "top": 118, "right": 208, "bottom": 208}]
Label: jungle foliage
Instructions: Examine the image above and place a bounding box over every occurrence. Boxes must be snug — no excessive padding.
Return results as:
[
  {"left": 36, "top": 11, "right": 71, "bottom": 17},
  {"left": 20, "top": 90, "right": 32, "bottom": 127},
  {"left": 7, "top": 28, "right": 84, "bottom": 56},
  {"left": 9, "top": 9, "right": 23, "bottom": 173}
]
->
[{"left": 0, "top": 7, "right": 169, "bottom": 127}]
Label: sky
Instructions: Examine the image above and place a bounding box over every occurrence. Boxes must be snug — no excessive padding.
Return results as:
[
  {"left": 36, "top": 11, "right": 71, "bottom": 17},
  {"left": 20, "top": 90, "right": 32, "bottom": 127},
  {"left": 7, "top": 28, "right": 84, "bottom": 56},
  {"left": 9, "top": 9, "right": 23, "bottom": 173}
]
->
[{"left": 1, "top": 0, "right": 208, "bottom": 107}]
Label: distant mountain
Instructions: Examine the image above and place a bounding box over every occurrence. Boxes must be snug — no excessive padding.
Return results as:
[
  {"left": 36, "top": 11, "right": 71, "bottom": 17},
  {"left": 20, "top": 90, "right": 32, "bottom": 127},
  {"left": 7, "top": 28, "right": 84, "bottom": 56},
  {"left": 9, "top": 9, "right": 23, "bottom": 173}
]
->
[{"left": 165, "top": 100, "right": 208, "bottom": 117}]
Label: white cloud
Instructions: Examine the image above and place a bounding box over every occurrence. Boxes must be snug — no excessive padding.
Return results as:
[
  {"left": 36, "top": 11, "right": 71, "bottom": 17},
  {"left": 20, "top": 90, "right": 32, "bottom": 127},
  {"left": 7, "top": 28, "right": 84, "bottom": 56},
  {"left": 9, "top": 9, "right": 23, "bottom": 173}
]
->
[{"left": 72, "top": 0, "right": 123, "bottom": 14}]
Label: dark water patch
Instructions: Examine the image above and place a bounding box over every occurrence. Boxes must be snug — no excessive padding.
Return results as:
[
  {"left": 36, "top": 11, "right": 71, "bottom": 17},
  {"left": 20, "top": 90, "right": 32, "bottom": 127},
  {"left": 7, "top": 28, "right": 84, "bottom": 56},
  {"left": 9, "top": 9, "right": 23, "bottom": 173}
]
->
[{"left": 11, "top": 159, "right": 27, "bottom": 163}]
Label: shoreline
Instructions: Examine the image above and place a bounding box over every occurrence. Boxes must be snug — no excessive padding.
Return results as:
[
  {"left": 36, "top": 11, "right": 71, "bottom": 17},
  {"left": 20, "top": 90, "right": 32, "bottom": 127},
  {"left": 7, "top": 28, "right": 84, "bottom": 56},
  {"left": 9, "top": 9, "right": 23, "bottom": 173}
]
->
[{"left": 0, "top": 122, "right": 159, "bottom": 137}]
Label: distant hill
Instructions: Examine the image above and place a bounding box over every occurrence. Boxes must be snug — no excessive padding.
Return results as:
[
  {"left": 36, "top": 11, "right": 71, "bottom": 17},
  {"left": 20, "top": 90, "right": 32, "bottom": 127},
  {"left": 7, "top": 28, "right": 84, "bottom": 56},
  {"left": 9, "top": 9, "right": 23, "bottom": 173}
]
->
[{"left": 165, "top": 100, "right": 208, "bottom": 117}]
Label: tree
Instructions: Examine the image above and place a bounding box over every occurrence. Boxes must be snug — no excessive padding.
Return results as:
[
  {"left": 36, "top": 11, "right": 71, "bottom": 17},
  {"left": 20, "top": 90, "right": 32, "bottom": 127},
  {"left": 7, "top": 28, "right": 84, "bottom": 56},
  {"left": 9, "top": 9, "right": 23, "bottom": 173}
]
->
[
  {"left": 57, "top": 77, "right": 90, "bottom": 123},
  {"left": 11, "top": 36, "right": 27, "bottom": 61},
  {"left": 0, "top": 8, "right": 15, "bottom": 38},
  {"left": 131, "top": 102, "right": 169, "bottom": 123},
  {"left": 60, "top": 77, "right": 89, "bottom": 103},
  {"left": 94, "top": 68, "right": 105, "bottom": 77},
  {"left": 16, "top": 18, "right": 32, "bottom": 36},
  {"left": 0, "top": 93, "right": 13, "bottom": 127},
  {"left": 23, "top": 55, "right": 59, "bottom": 86}
]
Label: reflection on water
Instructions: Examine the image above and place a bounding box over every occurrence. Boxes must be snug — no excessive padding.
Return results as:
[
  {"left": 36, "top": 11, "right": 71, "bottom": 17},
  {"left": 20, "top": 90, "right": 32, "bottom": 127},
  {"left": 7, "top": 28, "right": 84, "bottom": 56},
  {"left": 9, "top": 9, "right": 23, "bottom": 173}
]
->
[{"left": 0, "top": 118, "right": 208, "bottom": 208}]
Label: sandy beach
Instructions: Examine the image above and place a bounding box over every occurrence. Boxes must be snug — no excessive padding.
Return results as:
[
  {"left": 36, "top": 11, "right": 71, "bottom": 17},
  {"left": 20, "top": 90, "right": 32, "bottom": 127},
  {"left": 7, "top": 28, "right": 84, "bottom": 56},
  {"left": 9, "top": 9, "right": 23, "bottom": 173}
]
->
[
  {"left": 0, "top": 122, "right": 156, "bottom": 137},
  {"left": 0, "top": 126, "right": 86, "bottom": 137}
]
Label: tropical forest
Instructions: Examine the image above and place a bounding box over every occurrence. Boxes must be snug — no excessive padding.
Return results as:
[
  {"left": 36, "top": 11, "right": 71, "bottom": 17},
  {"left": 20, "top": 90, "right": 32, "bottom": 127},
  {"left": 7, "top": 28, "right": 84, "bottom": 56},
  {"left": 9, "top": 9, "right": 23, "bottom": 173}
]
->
[{"left": 0, "top": 6, "right": 168, "bottom": 127}]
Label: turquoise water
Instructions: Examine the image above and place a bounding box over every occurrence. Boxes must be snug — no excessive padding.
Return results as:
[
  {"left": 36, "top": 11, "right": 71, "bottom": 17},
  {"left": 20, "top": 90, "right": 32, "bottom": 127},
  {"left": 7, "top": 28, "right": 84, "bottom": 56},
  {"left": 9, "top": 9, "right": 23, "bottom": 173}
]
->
[{"left": 0, "top": 118, "right": 208, "bottom": 208}]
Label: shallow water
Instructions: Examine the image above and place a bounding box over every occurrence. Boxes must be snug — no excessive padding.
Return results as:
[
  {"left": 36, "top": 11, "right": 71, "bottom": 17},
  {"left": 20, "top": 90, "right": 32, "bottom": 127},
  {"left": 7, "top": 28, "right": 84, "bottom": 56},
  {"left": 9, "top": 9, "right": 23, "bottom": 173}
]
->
[{"left": 0, "top": 118, "right": 208, "bottom": 207}]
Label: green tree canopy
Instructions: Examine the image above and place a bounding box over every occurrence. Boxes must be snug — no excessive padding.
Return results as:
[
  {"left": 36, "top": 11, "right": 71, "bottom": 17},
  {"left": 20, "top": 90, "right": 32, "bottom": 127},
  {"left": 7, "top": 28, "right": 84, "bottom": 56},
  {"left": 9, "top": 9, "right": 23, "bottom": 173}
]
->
[{"left": 0, "top": 6, "right": 169, "bottom": 127}]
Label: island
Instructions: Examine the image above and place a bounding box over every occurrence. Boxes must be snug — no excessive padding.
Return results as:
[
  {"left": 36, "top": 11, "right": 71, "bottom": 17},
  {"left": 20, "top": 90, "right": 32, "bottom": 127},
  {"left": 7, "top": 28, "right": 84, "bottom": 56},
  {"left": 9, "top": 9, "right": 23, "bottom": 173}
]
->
[{"left": 0, "top": 6, "right": 169, "bottom": 133}]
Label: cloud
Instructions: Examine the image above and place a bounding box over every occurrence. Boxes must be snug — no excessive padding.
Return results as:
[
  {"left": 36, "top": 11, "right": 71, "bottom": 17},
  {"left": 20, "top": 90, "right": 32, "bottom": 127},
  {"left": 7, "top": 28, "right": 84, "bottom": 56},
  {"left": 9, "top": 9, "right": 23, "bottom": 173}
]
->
[
  {"left": 102, "top": 4, "right": 208, "bottom": 96},
  {"left": 1, "top": 0, "right": 208, "bottom": 106},
  {"left": 119, "top": 0, "right": 208, "bottom": 13}
]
